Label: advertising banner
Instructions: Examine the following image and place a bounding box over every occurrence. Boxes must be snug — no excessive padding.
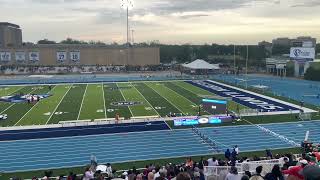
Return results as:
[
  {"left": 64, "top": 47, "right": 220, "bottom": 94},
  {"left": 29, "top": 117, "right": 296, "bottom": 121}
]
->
[{"left": 290, "top": 47, "right": 315, "bottom": 60}]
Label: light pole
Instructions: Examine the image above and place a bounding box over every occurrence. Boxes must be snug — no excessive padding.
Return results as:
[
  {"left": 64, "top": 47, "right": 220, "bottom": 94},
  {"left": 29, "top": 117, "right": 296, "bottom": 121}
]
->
[
  {"left": 121, "top": 0, "right": 133, "bottom": 45},
  {"left": 131, "top": 29, "right": 135, "bottom": 45},
  {"left": 121, "top": 0, "right": 133, "bottom": 66},
  {"left": 246, "top": 45, "right": 249, "bottom": 89},
  {"left": 233, "top": 44, "right": 236, "bottom": 75}
]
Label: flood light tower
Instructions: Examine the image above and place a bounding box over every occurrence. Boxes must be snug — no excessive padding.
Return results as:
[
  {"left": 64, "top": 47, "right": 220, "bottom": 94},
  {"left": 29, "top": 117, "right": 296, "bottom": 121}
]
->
[{"left": 121, "top": 0, "right": 134, "bottom": 46}]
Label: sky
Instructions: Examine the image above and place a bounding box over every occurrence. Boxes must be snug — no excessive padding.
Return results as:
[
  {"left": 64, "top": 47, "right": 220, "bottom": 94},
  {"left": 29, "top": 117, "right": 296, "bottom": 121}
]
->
[{"left": 0, "top": 0, "right": 320, "bottom": 45}]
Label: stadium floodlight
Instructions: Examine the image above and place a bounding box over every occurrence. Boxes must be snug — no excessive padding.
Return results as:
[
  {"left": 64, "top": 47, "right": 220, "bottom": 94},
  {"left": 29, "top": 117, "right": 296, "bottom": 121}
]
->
[{"left": 121, "top": 0, "right": 134, "bottom": 46}]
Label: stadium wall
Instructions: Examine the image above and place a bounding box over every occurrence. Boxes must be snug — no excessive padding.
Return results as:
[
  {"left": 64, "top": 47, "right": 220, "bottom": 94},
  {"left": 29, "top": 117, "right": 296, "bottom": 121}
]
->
[{"left": 0, "top": 45, "right": 160, "bottom": 66}]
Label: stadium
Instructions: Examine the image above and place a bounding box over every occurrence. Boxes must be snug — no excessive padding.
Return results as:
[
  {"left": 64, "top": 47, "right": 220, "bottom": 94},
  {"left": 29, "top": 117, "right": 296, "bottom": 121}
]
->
[{"left": 1, "top": 2, "right": 320, "bottom": 180}]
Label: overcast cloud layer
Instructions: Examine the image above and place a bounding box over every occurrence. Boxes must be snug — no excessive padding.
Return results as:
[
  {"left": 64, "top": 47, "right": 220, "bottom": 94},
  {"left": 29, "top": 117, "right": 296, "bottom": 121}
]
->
[{"left": 0, "top": 0, "right": 319, "bottom": 44}]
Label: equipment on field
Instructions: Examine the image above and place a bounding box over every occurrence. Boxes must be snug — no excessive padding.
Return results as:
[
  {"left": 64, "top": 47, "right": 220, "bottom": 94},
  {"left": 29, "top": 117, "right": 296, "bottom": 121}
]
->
[{"left": 0, "top": 114, "right": 8, "bottom": 120}]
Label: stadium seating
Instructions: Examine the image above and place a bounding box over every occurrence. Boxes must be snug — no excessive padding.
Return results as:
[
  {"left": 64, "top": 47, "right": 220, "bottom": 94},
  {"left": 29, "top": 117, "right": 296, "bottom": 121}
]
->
[{"left": 9, "top": 147, "right": 320, "bottom": 180}]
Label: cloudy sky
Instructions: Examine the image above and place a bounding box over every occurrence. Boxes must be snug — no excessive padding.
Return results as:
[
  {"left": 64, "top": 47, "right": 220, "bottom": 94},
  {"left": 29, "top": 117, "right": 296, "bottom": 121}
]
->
[{"left": 0, "top": 0, "right": 320, "bottom": 44}]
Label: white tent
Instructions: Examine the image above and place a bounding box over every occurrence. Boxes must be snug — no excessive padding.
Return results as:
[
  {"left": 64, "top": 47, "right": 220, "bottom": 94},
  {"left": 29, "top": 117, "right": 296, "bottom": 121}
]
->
[{"left": 182, "top": 59, "right": 220, "bottom": 70}]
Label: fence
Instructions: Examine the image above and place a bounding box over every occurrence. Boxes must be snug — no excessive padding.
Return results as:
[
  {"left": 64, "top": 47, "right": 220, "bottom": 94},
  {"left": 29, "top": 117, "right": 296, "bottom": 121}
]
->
[{"left": 204, "top": 159, "right": 283, "bottom": 180}]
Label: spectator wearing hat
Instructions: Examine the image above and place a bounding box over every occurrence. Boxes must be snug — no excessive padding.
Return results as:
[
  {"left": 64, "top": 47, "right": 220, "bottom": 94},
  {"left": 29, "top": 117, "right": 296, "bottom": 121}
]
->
[{"left": 282, "top": 159, "right": 308, "bottom": 180}]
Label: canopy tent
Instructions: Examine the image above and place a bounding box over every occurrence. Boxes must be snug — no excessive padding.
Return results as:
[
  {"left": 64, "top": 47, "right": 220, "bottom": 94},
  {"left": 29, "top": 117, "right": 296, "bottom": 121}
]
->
[{"left": 182, "top": 59, "right": 220, "bottom": 70}]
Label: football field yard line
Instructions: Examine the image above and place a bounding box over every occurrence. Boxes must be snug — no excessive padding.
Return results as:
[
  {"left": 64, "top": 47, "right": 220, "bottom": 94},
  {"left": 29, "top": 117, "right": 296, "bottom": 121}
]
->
[
  {"left": 116, "top": 83, "right": 133, "bottom": 118},
  {"left": 0, "top": 86, "right": 48, "bottom": 127},
  {"left": 77, "top": 84, "right": 88, "bottom": 120},
  {"left": 164, "top": 83, "right": 199, "bottom": 106},
  {"left": 78, "top": 84, "right": 105, "bottom": 120},
  {"left": 148, "top": 83, "right": 198, "bottom": 115},
  {"left": 145, "top": 83, "right": 187, "bottom": 115},
  {"left": 0, "top": 86, "right": 26, "bottom": 114},
  {"left": 2, "top": 87, "right": 39, "bottom": 124},
  {"left": 0, "top": 104, "right": 15, "bottom": 115},
  {"left": 16, "top": 85, "right": 70, "bottom": 126},
  {"left": 170, "top": 82, "right": 212, "bottom": 115},
  {"left": 175, "top": 81, "right": 247, "bottom": 112},
  {"left": 101, "top": 83, "right": 107, "bottom": 118},
  {"left": 46, "top": 85, "right": 72, "bottom": 125},
  {"left": 0, "top": 86, "right": 24, "bottom": 97},
  {"left": 14, "top": 86, "right": 57, "bottom": 126},
  {"left": 130, "top": 82, "right": 160, "bottom": 117}
]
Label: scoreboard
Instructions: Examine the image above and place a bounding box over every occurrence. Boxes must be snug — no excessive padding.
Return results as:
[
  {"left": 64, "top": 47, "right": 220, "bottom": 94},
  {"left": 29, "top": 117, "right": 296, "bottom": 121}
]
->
[{"left": 202, "top": 99, "right": 227, "bottom": 114}]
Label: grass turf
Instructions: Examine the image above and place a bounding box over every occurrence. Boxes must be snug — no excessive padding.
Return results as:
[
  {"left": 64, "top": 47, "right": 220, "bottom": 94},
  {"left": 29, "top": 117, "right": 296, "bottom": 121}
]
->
[{"left": 0, "top": 80, "right": 317, "bottom": 127}]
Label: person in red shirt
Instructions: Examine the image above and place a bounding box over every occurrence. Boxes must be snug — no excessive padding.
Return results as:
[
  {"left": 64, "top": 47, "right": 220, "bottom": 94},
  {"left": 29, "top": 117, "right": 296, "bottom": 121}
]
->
[{"left": 282, "top": 160, "right": 308, "bottom": 180}]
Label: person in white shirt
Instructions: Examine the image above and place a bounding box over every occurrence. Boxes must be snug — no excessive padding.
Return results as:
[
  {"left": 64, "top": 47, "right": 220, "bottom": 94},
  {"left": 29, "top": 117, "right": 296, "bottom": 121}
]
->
[
  {"left": 234, "top": 145, "right": 239, "bottom": 155},
  {"left": 83, "top": 167, "right": 94, "bottom": 180},
  {"left": 106, "top": 163, "right": 113, "bottom": 178},
  {"left": 225, "top": 166, "right": 241, "bottom": 180},
  {"left": 207, "top": 157, "right": 218, "bottom": 166}
]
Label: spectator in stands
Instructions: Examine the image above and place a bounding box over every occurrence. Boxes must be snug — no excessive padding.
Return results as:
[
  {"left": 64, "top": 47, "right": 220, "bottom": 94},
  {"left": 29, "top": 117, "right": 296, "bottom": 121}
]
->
[
  {"left": 67, "top": 172, "right": 76, "bottom": 180},
  {"left": 128, "top": 170, "right": 136, "bottom": 180},
  {"left": 266, "top": 149, "right": 273, "bottom": 159},
  {"left": 282, "top": 159, "right": 308, "bottom": 180},
  {"left": 176, "top": 172, "right": 191, "bottom": 180},
  {"left": 148, "top": 172, "right": 154, "bottom": 180},
  {"left": 186, "top": 157, "right": 194, "bottom": 168},
  {"left": 303, "top": 165, "right": 320, "bottom": 180},
  {"left": 264, "top": 165, "right": 284, "bottom": 180},
  {"left": 244, "top": 171, "right": 251, "bottom": 178},
  {"left": 136, "top": 173, "right": 143, "bottom": 180},
  {"left": 83, "top": 167, "right": 94, "bottom": 180},
  {"left": 106, "top": 163, "right": 113, "bottom": 178},
  {"left": 225, "top": 166, "right": 241, "bottom": 180},
  {"left": 208, "top": 156, "right": 218, "bottom": 166},
  {"left": 225, "top": 149, "right": 231, "bottom": 160},
  {"left": 144, "top": 165, "right": 150, "bottom": 177},
  {"left": 234, "top": 145, "right": 239, "bottom": 155},
  {"left": 154, "top": 166, "right": 161, "bottom": 180},
  {"left": 249, "top": 166, "right": 264, "bottom": 180},
  {"left": 198, "top": 157, "right": 205, "bottom": 170},
  {"left": 241, "top": 175, "right": 250, "bottom": 180}
]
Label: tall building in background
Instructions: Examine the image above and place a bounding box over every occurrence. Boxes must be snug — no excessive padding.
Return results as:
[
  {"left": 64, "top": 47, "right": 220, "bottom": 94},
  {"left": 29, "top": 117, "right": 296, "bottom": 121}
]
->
[{"left": 0, "top": 22, "right": 22, "bottom": 48}]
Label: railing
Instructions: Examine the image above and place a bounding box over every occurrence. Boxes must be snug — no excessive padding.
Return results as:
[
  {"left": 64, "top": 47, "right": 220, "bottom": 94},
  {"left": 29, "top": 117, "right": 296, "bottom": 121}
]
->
[{"left": 204, "top": 159, "right": 284, "bottom": 180}]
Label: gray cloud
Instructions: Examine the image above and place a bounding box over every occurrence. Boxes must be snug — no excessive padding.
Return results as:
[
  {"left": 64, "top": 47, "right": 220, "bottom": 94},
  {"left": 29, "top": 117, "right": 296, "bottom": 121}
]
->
[{"left": 291, "top": 0, "right": 320, "bottom": 7}]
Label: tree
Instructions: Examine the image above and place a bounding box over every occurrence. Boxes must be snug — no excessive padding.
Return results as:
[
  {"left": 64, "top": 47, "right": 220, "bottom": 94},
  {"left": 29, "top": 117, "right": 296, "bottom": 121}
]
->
[
  {"left": 304, "top": 66, "right": 320, "bottom": 81},
  {"left": 88, "top": 40, "right": 106, "bottom": 45},
  {"left": 60, "top": 38, "right": 88, "bottom": 44},
  {"left": 272, "top": 45, "right": 290, "bottom": 55},
  {"left": 37, "top": 39, "right": 56, "bottom": 44}
]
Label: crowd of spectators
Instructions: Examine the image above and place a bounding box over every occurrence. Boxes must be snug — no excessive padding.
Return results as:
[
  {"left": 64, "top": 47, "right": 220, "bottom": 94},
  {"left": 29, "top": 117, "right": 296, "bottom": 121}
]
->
[
  {"left": 14, "top": 144, "right": 320, "bottom": 180},
  {"left": 0, "top": 65, "right": 171, "bottom": 75}
]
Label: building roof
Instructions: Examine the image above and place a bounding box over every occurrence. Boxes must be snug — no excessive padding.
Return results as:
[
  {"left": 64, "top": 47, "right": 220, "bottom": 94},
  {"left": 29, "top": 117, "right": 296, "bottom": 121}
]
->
[
  {"left": 0, "top": 22, "right": 20, "bottom": 28},
  {"left": 182, "top": 59, "right": 220, "bottom": 70}
]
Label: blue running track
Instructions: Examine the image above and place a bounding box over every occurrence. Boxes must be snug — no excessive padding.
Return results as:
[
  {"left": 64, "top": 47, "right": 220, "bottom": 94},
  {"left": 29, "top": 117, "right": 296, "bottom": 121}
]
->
[
  {"left": 213, "top": 74, "right": 320, "bottom": 106},
  {"left": 0, "top": 120, "right": 320, "bottom": 173}
]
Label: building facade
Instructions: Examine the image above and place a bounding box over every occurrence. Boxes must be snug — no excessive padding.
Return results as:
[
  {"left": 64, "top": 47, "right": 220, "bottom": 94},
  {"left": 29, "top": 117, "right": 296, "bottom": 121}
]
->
[
  {"left": 0, "top": 22, "right": 22, "bottom": 48},
  {"left": 0, "top": 22, "right": 159, "bottom": 66},
  {"left": 0, "top": 44, "right": 160, "bottom": 66}
]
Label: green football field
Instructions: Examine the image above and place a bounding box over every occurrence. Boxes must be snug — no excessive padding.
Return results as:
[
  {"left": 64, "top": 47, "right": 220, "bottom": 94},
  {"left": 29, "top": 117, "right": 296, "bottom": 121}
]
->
[{"left": 0, "top": 81, "right": 247, "bottom": 127}]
